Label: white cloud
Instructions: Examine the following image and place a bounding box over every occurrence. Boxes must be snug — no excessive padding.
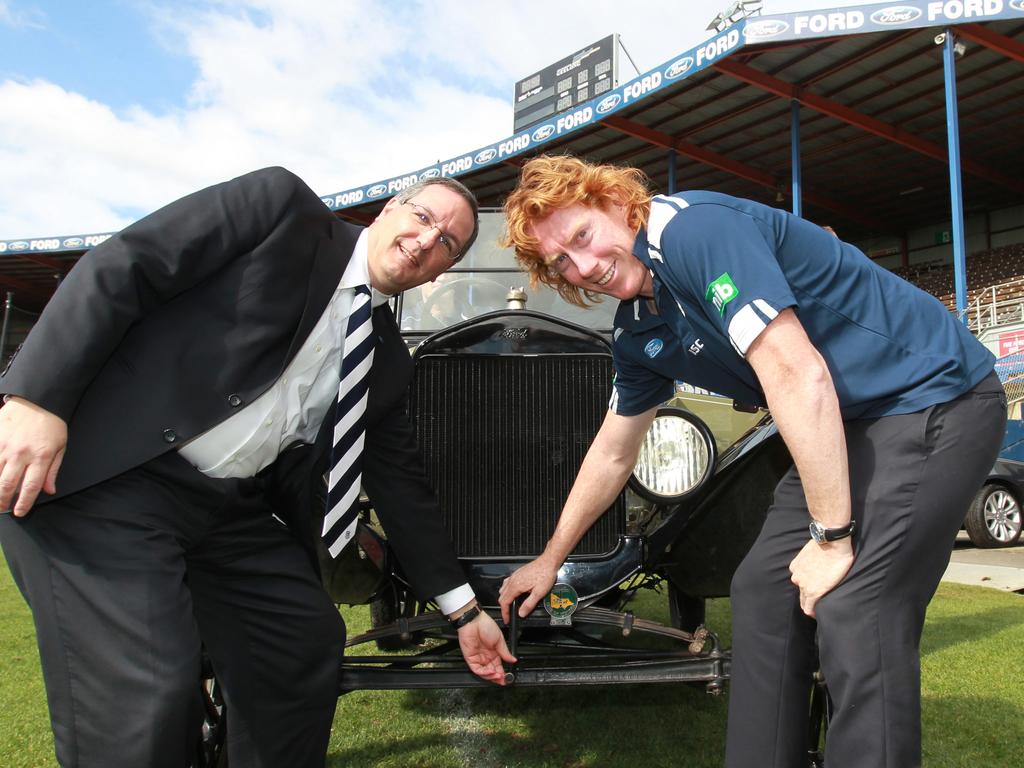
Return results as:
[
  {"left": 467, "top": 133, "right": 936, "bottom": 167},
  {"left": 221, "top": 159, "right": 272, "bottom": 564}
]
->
[
  {"left": 0, "top": 0, "right": 862, "bottom": 238},
  {"left": 0, "top": 1, "right": 44, "bottom": 30},
  {"left": 1, "top": 0, "right": 518, "bottom": 237}
]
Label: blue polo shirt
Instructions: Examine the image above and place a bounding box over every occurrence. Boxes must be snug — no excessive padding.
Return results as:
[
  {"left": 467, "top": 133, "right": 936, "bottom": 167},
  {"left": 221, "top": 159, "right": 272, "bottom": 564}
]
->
[{"left": 609, "top": 192, "right": 994, "bottom": 420}]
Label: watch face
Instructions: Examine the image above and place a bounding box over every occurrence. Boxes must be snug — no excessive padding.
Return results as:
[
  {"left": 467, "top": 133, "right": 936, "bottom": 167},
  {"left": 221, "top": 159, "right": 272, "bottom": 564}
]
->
[
  {"left": 809, "top": 519, "right": 854, "bottom": 543},
  {"left": 809, "top": 521, "right": 825, "bottom": 543}
]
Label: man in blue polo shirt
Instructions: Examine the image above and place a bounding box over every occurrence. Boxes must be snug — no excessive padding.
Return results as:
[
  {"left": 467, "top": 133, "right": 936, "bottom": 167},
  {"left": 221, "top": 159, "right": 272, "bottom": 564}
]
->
[
  {"left": 615, "top": 190, "right": 994, "bottom": 419},
  {"left": 497, "top": 155, "right": 1005, "bottom": 768}
]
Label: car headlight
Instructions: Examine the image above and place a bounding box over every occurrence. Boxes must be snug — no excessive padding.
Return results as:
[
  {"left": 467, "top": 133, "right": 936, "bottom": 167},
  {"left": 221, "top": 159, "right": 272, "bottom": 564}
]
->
[{"left": 629, "top": 407, "right": 716, "bottom": 503}]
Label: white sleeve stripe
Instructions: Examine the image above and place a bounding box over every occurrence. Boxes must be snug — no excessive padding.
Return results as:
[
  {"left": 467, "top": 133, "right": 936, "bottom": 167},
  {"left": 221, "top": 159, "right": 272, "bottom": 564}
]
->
[
  {"left": 647, "top": 195, "right": 689, "bottom": 251},
  {"left": 728, "top": 303, "right": 768, "bottom": 357},
  {"left": 608, "top": 387, "right": 620, "bottom": 413},
  {"left": 753, "top": 299, "right": 779, "bottom": 322}
]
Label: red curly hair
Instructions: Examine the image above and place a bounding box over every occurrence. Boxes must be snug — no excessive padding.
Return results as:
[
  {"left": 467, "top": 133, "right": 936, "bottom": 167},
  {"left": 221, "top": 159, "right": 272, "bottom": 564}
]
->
[{"left": 501, "top": 155, "right": 652, "bottom": 307}]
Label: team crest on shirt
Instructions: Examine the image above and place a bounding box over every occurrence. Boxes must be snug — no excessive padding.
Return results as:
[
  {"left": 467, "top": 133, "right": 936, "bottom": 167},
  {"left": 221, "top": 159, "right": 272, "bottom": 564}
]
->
[
  {"left": 706, "top": 272, "right": 739, "bottom": 315},
  {"left": 644, "top": 338, "right": 664, "bottom": 358}
]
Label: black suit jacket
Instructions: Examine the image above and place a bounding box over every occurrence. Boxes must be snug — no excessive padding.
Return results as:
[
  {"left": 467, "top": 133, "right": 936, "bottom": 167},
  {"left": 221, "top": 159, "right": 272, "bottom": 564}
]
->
[{"left": 1, "top": 166, "right": 465, "bottom": 600}]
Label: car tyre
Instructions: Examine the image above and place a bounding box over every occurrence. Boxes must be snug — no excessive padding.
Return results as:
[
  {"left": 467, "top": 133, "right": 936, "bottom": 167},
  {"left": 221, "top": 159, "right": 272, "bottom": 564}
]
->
[
  {"left": 369, "top": 583, "right": 423, "bottom": 651},
  {"left": 667, "top": 581, "right": 706, "bottom": 633},
  {"left": 965, "top": 483, "right": 1023, "bottom": 548},
  {"left": 192, "top": 654, "right": 227, "bottom": 768}
]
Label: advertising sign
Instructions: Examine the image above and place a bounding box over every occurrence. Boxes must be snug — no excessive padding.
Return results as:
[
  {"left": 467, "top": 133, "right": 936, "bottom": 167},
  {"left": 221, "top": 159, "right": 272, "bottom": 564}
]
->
[
  {"left": 999, "top": 329, "right": 1024, "bottom": 356},
  {"left": 513, "top": 35, "right": 618, "bottom": 132},
  {"left": 314, "top": 0, "right": 1024, "bottom": 215},
  {"left": 7, "top": 0, "right": 1021, "bottom": 246},
  {"left": 0, "top": 232, "right": 113, "bottom": 256}
]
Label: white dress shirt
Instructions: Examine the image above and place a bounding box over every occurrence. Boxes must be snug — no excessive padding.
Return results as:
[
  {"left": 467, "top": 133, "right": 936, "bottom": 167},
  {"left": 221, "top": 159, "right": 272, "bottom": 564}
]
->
[
  {"left": 179, "top": 230, "right": 474, "bottom": 614},
  {"left": 180, "top": 231, "right": 385, "bottom": 477}
]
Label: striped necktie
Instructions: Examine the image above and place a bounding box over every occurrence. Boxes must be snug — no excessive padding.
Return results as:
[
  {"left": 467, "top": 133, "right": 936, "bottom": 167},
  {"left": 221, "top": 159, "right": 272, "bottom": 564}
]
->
[{"left": 323, "top": 284, "right": 374, "bottom": 557}]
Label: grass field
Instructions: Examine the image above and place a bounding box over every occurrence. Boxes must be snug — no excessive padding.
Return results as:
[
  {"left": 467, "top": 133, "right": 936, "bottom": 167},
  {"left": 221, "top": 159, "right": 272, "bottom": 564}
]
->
[{"left": 2, "top": 563, "right": 1021, "bottom": 767}]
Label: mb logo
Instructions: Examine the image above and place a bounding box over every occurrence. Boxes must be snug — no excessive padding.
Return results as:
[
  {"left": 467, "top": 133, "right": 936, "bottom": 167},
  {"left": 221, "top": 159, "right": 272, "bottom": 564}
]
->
[{"left": 706, "top": 273, "right": 739, "bottom": 315}]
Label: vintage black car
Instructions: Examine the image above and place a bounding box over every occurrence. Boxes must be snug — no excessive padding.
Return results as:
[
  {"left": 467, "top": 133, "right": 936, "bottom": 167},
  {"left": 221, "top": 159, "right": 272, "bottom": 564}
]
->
[
  {"left": 194, "top": 301, "right": 800, "bottom": 766},
  {"left": 316, "top": 212, "right": 781, "bottom": 689}
]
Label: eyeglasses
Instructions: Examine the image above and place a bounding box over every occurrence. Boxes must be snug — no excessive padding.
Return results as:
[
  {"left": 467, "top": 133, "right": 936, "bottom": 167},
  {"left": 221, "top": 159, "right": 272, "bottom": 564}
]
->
[{"left": 403, "top": 201, "right": 461, "bottom": 261}]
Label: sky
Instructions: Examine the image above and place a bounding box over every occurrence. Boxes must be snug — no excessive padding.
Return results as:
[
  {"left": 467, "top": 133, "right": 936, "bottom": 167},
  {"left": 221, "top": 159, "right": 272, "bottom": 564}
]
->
[{"left": 0, "top": 0, "right": 865, "bottom": 239}]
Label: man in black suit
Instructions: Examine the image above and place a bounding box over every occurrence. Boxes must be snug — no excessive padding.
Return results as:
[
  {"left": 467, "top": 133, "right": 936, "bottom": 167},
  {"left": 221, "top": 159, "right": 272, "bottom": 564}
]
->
[{"left": 0, "top": 167, "right": 514, "bottom": 768}]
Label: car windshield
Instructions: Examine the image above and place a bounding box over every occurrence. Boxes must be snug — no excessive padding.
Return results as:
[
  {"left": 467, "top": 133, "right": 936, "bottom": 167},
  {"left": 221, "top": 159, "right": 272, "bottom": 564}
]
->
[{"left": 397, "top": 209, "right": 617, "bottom": 333}]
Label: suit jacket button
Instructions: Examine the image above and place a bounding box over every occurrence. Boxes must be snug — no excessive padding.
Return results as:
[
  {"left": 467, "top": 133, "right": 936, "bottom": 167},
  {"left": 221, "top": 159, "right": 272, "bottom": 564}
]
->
[
  {"left": 228, "top": 394, "right": 243, "bottom": 407},
  {"left": 162, "top": 429, "right": 178, "bottom": 443}
]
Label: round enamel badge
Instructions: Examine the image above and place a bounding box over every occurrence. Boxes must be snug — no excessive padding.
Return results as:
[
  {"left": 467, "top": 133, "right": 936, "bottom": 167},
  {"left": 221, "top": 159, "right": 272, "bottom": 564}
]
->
[{"left": 543, "top": 583, "right": 579, "bottom": 626}]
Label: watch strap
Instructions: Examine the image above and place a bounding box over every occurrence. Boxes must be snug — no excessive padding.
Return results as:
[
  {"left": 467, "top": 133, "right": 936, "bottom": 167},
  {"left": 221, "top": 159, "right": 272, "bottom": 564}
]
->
[
  {"left": 809, "top": 519, "right": 856, "bottom": 543},
  {"left": 450, "top": 604, "right": 481, "bottom": 629}
]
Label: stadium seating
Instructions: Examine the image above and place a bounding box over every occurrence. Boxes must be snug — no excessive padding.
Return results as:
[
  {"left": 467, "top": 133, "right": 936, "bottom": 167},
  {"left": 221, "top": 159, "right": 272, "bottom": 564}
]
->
[{"left": 891, "top": 244, "right": 1024, "bottom": 329}]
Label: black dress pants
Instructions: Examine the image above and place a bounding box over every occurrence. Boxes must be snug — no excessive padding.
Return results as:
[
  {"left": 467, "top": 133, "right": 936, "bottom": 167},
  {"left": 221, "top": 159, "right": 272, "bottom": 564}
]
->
[
  {"left": 0, "top": 450, "right": 345, "bottom": 768},
  {"left": 725, "top": 372, "right": 1006, "bottom": 768}
]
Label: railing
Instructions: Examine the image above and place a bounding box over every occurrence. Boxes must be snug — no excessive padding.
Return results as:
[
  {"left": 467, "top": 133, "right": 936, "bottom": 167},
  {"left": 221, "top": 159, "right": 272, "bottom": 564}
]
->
[{"left": 958, "top": 276, "right": 1024, "bottom": 332}]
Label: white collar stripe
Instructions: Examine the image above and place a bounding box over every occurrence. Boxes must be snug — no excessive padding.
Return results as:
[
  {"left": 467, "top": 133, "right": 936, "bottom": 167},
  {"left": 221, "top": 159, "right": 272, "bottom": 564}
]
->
[{"left": 647, "top": 195, "right": 689, "bottom": 251}]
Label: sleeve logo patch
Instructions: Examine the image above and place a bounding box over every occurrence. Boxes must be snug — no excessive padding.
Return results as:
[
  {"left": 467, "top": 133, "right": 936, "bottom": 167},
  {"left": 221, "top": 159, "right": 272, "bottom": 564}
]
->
[
  {"left": 706, "top": 272, "right": 739, "bottom": 315},
  {"left": 644, "top": 338, "right": 664, "bottom": 358}
]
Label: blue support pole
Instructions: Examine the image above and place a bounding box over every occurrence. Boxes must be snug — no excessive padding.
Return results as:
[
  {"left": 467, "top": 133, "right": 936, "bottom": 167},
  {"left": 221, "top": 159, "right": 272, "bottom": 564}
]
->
[
  {"left": 667, "top": 150, "right": 677, "bottom": 195},
  {"left": 942, "top": 29, "right": 968, "bottom": 325},
  {"left": 790, "top": 100, "right": 802, "bottom": 218}
]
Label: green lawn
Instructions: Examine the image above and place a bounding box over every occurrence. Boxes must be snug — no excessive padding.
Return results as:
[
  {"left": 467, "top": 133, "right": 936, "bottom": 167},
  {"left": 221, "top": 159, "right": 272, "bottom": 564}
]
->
[{"left": 2, "top": 563, "right": 1021, "bottom": 767}]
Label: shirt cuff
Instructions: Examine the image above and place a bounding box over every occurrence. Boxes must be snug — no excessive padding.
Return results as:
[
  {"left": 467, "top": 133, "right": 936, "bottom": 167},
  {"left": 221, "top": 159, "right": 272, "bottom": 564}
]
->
[{"left": 435, "top": 583, "right": 476, "bottom": 615}]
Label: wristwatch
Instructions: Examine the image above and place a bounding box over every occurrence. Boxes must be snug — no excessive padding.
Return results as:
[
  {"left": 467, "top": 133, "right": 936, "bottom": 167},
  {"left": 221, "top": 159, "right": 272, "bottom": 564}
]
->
[
  {"left": 808, "top": 518, "right": 856, "bottom": 544},
  {"left": 449, "top": 604, "right": 482, "bottom": 629}
]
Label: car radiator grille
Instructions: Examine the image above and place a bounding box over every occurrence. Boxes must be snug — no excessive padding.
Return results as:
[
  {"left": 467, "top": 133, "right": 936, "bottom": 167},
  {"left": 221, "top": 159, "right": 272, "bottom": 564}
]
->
[{"left": 411, "top": 355, "right": 626, "bottom": 558}]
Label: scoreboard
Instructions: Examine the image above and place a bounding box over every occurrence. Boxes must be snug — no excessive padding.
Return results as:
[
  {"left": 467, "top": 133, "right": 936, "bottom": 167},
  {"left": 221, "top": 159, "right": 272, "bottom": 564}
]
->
[{"left": 513, "top": 35, "right": 618, "bottom": 132}]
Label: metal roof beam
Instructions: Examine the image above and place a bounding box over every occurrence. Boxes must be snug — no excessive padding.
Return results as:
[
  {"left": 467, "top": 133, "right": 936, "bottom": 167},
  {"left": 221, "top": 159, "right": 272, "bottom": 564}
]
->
[
  {"left": 957, "top": 23, "right": 1024, "bottom": 63},
  {"left": 599, "top": 114, "right": 883, "bottom": 230},
  {"left": 13, "top": 253, "right": 67, "bottom": 272},
  {"left": 336, "top": 210, "right": 374, "bottom": 225},
  {"left": 600, "top": 115, "right": 774, "bottom": 187},
  {"left": 0, "top": 273, "right": 52, "bottom": 300},
  {"left": 757, "top": 64, "right": 1019, "bottom": 191},
  {"left": 757, "top": 60, "right": 1011, "bottom": 182},
  {"left": 662, "top": 38, "right": 845, "bottom": 142},
  {"left": 712, "top": 58, "right": 1024, "bottom": 195},
  {"left": 688, "top": 33, "right": 920, "bottom": 156}
]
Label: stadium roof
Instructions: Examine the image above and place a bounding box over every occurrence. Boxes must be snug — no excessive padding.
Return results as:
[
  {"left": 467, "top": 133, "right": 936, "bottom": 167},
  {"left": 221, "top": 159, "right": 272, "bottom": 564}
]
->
[{"left": 2, "top": 1, "right": 1023, "bottom": 311}]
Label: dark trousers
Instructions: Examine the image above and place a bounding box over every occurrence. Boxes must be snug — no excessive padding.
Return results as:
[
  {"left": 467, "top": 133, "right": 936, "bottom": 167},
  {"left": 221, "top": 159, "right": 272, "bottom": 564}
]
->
[
  {"left": 0, "top": 451, "right": 345, "bottom": 768},
  {"left": 725, "top": 372, "right": 1006, "bottom": 768}
]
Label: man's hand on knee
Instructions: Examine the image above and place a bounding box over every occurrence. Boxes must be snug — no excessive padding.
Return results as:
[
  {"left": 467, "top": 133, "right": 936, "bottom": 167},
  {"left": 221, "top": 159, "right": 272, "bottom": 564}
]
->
[
  {"left": 789, "top": 538, "right": 854, "bottom": 618},
  {"left": 0, "top": 397, "right": 67, "bottom": 515}
]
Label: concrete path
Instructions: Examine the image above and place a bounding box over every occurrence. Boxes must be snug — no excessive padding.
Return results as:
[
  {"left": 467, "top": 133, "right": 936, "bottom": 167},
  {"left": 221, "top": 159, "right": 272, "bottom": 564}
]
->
[{"left": 942, "top": 533, "right": 1024, "bottom": 592}]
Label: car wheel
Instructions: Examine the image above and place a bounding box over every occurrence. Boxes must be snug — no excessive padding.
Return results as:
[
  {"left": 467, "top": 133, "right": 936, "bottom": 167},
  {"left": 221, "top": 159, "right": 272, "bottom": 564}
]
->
[
  {"left": 965, "top": 483, "right": 1023, "bottom": 548},
  {"left": 191, "top": 654, "right": 227, "bottom": 768},
  {"left": 369, "top": 583, "right": 422, "bottom": 651},
  {"left": 667, "top": 581, "right": 706, "bottom": 633}
]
